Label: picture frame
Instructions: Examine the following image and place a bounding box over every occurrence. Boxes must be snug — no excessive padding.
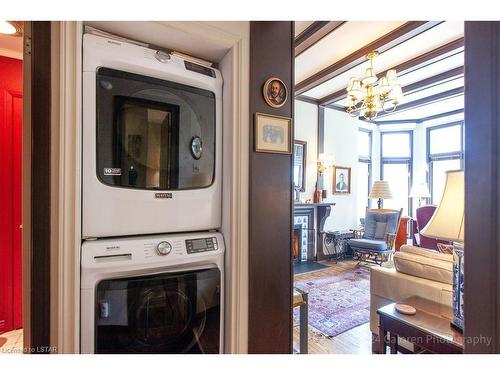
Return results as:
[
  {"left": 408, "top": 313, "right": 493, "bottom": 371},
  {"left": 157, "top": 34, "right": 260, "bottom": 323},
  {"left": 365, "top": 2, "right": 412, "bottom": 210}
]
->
[
  {"left": 262, "top": 77, "right": 288, "bottom": 108},
  {"left": 332, "top": 165, "right": 351, "bottom": 194},
  {"left": 254, "top": 112, "right": 292, "bottom": 154},
  {"left": 293, "top": 140, "right": 307, "bottom": 192}
]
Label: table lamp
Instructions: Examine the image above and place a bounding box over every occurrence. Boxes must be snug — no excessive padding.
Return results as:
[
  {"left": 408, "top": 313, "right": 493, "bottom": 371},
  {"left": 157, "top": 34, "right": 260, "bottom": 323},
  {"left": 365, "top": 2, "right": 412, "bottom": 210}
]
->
[
  {"left": 409, "top": 181, "right": 431, "bottom": 206},
  {"left": 420, "top": 170, "right": 464, "bottom": 331},
  {"left": 369, "top": 180, "right": 393, "bottom": 209}
]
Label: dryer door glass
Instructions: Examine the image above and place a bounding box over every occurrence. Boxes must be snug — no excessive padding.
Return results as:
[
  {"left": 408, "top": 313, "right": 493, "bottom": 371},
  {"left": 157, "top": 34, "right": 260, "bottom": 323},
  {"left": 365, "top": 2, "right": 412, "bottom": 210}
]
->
[
  {"left": 96, "top": 67, "right": 216, "bottom": 190},
  {"left": 95, "top": 268, "right": 220, "bottom": 354}
]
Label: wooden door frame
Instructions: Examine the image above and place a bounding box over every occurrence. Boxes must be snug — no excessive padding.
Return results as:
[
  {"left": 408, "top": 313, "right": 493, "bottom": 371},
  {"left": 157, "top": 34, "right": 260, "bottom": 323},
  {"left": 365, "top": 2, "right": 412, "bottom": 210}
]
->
[
  {"left": 464, "top": 21, "right": 500, "bottom": 353},
  {"left": 22, "top": 21, "right": 53, "bottom": 353}
]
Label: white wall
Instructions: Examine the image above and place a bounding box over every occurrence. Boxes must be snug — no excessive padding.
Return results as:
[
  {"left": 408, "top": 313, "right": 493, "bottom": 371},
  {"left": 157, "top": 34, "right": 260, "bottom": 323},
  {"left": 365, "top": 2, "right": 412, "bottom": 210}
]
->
[
  {"left": 322, "top": 108, "right": 367, "bottom": 231},
  {"left": 294, "top": 100, "right": 318, "bottom": 201}
]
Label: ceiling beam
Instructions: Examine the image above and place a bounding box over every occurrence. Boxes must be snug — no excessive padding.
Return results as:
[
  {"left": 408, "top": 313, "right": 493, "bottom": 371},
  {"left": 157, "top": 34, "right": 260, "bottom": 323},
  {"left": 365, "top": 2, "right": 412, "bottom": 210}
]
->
[
  {"left": 419, "top": 108, "right": 464, "bottom": 122},
  {"left": 402, "top": 66, "right": 463, "bottom": 95},
  {"left": 294, "top": 21, "right": 442, "bottom": 96},
  {"left": 295, "top": 21, "right": 346, "bottom": 57},
  {"left": 319, "top": 38, "right": 465, "bottom": 106},
  {"left": 375, "top": 86, "right": 464, "bottom": 119},
  {"left": 295, "top": 95, "right": 319, "bottom": 105}
]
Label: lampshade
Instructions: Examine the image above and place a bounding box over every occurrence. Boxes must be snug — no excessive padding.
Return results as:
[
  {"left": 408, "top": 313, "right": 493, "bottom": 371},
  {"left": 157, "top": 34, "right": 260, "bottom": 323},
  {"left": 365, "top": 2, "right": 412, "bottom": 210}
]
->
[
  {"left": 420, "top": 170, "right": 464, "bottom": 242},
  {"left": 362, "top": 68, "right": 377, "bottom": 85},
  {"left": 378, "top": 76, "right": 390, "bottom": 95},
  {"left": 386, "top": 69, "right": 398, "bottom": 84},
  {"left": 369, "top": 180, "right": 393, "bottom": 199},
  {"left": 409, "top": 182, "right": 431, "bottom": 198}
]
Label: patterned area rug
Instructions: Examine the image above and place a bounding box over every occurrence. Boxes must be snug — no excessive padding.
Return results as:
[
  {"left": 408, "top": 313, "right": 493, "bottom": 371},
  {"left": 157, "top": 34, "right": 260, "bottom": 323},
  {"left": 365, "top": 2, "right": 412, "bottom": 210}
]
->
[{"left": 294, "top": 267, "right": 370, "bottom": 337}]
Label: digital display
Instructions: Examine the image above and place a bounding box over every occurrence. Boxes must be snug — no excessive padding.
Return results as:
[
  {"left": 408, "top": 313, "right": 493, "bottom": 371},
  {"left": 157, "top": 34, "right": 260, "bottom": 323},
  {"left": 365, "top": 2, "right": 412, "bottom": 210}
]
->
[{"left": 191, "top": 239, "right": 207, "bottom": 250}]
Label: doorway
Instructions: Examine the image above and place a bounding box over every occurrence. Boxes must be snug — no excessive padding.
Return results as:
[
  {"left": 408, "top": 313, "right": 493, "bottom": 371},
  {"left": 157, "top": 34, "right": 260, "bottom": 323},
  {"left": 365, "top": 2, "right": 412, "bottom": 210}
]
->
[{"left": 0, "top": 34, "right": 24, "bottom": 353}]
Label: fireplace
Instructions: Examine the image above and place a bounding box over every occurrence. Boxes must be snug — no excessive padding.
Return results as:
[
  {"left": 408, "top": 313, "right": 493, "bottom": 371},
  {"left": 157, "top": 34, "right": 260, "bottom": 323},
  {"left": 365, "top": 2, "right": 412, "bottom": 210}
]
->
[{"left": 293, "top": 225, "right": 302, "bottom": 260}]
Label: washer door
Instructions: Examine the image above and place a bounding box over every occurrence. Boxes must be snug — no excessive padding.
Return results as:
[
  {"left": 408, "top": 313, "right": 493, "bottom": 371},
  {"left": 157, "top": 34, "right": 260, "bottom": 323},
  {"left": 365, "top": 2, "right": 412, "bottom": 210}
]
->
[{"left": 94, "top": 268, "right": 220, "bottom": 354}]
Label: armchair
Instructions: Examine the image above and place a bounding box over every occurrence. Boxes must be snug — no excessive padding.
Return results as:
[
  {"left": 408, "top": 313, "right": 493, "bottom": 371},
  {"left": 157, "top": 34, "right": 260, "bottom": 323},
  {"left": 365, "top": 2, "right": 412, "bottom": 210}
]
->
[{"left": 349, "top": 208, "right": 403, "bottom": 266}]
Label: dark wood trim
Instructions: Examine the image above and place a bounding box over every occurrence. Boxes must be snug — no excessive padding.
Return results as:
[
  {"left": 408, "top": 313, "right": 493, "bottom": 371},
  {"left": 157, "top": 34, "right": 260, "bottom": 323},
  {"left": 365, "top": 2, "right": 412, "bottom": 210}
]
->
[
  {"left": 319, "top": 39, "right": 464, "bottom": 106},
  {"left": 402, "top": 66, "right": 463, "bottom": 95},
  {"left": 419, "top": 108, "right": 464, "bottom": 122},
  {"left": 375, "top": 86, "right": 464, "bottom": 119},
  {"left": 375, "top": 119, "right": 420, "bottom": 125},
  {"left": 294, "top": 21, "right": 345, "bottom": 57},
  {"left": 318, "top": 106, "right": 325, "bottom": 154},
  {"left": 295, "top": 21, "right": 441, "bottom": 96},
  {"left": 295, "top": 95, "right": 318, "bottom": 105},
  {"left": 248, "top": 21, "right": 294, "bottom": 354},
  {"left": 23, "top": 21, "right": 52, "bottom": 353},
  {"left": 463, "top": 21, "right": 500, "bottom": 354}
]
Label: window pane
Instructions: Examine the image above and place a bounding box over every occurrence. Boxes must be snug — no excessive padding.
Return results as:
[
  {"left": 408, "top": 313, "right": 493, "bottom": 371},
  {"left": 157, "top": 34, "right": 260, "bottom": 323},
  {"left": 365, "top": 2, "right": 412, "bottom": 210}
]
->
[
  {"left": 357, "top": 162, "right": 369, "bottom": 223},
  {"left": 431, "top": 159, "right": 461, "bottom": 204},
  {"left": 358, "top": 130, "right": 371, "bottom": 158},
  {"left": 382, "top": 132, "right": 411, "bottom": 158},
  {"left": 429, "top": 125, "right": 462, "bottom": 154},
  {"left": 382, "top": 163, "right": 410, "bottom": 216}
]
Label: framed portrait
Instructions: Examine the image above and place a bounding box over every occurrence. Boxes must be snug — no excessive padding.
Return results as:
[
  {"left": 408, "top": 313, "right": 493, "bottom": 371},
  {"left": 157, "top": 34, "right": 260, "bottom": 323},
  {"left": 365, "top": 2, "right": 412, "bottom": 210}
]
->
[
  {"left": 293, "top": 140, "right": 307, "bottom": 192},
  {"left": 262, "top": 77, "right": 288, "bottom": 108},
  {"left": 254, "top": 113, "right": 292, "bottom": 154},
  {"left": 332, "top": 166, "right": 351, "bottom": 194}
]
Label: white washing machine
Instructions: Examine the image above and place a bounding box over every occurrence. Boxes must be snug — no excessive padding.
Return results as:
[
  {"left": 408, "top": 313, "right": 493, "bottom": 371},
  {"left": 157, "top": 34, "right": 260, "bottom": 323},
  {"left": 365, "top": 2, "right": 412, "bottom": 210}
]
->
[{"left": 80, "top": 231, "right": 224, "bottom": 354}]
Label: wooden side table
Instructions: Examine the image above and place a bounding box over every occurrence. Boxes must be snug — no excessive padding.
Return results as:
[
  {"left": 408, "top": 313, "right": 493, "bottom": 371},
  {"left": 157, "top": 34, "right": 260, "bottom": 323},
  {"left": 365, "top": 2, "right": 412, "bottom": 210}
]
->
[
  {"left": 377, "top": 296, "right": 463, "bottom": 354},
  {"left": 293, "top": 287, "right": 308, "bottom": 354}
]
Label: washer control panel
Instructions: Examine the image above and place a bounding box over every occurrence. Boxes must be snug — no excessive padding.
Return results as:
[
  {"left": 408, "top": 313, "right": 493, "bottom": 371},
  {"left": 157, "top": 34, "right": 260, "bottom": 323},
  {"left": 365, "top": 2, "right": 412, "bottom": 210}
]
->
[
  {"left": 186, "top": 237, "right": 218, "bottom": 254},
  {"left": 156, "top": 241, "right": 172, "bottom": 256}
]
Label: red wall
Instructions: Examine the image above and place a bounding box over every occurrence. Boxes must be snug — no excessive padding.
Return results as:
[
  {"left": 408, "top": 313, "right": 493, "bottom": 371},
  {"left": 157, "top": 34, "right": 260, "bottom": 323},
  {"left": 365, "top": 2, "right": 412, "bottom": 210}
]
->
[{"left": 0, "top": 55, "right": 23, "bottom": 334}]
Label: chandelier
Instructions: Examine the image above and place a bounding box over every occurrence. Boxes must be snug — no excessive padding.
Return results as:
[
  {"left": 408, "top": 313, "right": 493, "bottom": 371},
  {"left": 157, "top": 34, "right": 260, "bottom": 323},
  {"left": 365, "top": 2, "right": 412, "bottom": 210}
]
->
[{"left": 345, "top": 51, "right": 403, "bottom": 121}]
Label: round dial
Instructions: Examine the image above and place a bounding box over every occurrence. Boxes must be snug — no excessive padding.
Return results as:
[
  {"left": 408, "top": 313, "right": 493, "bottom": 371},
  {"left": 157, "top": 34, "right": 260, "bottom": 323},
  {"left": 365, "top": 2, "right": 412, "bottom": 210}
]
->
[{"left": 156, "top": 241, "right": 172, "bottom": 256}]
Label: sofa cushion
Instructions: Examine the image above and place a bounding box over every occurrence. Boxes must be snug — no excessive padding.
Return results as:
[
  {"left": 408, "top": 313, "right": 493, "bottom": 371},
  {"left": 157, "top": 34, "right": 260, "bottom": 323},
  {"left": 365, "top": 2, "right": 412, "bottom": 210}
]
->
[
  {"left": 363, "top": 211, "right": 400, "bottom": 239},
  {"left": 394, "top": 250, "right": 453, "bottom": 284},
  {"left": 400, "top": 245, "right": 453, "bottom": 262},
  {"left": 349, "top": 238, "right": 388, "bottom": 252}
]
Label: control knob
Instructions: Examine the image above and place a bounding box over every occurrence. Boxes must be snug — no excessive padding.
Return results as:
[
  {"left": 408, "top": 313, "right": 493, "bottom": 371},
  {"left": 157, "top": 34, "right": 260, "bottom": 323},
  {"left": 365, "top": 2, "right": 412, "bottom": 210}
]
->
[{"left": 156, "top": 241, "right": 172, "bottom": 256}]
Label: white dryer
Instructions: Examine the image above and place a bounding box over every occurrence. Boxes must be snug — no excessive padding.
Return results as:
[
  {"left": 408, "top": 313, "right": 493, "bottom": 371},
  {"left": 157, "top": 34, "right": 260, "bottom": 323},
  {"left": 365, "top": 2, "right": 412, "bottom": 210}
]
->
[
  {"left": 80, "top": 231, "right": 224, "bottom": 354},
  {"left": 82, "top": 33, "right": 223, "bottom": 238}
]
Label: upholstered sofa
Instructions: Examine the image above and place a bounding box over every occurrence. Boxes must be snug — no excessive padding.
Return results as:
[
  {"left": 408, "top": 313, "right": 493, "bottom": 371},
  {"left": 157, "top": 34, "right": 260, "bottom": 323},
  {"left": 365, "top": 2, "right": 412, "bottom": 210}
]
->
[{"left": 369, "top": 245, "right": 453, "bottom": 353}]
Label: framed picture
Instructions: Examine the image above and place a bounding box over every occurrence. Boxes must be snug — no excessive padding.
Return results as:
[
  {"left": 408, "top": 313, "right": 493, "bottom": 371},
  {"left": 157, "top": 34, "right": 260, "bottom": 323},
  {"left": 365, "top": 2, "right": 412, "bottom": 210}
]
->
[
  {"left": 333, "top": 166, "right": 351, "bottom": 194},
  {"left": 254, "top": 113, "right": 292, "bottom": 154},
  {"left": 293, "top": 140, "right": 307, "bottom": 192},
  {"left": 262, "top": 77, "right": 288, "bottom": 108}
]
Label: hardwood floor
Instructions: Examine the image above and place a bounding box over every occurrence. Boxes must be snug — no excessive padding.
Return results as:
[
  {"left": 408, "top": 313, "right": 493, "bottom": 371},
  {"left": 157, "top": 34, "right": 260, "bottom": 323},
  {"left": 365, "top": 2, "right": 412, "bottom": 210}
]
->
[{"left": 292, "top": 260, "right": 373, "bottom": 354}]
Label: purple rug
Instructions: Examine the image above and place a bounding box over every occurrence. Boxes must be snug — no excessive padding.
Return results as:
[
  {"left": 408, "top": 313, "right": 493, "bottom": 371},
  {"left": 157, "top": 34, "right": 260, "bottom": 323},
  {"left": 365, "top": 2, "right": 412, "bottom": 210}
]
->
[{"left": 294, "top": 267, "right": 370, "bottom": 337}]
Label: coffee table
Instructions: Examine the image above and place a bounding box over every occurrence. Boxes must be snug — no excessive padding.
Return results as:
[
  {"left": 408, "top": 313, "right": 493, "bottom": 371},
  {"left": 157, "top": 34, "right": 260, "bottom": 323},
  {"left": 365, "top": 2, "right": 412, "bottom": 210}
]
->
[{"left": 377, "top": 296, "right": 463, "bottom": 354}]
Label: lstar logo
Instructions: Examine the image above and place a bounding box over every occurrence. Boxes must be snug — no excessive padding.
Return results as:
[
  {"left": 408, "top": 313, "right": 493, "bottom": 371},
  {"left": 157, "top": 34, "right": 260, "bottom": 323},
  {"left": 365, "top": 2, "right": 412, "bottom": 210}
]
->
[{"left": 155, "top": 193, "right": 173, "bottom": 199}]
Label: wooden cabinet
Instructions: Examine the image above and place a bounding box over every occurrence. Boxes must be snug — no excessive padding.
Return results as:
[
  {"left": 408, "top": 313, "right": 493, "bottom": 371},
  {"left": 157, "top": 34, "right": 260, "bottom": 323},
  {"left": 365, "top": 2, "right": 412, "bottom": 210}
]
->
[{"left": 395, "top": 216, "right": 411, "bottom": 250}]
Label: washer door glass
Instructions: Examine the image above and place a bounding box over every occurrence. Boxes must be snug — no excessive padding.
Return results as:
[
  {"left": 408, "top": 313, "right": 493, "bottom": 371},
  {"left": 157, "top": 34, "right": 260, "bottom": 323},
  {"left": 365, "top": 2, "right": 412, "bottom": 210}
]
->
[{"left": 95, "top": 268, "right": 220, "bottom": 354}]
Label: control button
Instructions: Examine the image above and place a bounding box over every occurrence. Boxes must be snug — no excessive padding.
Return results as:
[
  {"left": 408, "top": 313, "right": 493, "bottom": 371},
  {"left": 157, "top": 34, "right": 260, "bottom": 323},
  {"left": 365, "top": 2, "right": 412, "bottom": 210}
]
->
[
  {"left": 156, "top": 241, "right": 172, "bottom": 256},
  {"left": 212, "top": 237, "right": 218, "bottom": 250}
]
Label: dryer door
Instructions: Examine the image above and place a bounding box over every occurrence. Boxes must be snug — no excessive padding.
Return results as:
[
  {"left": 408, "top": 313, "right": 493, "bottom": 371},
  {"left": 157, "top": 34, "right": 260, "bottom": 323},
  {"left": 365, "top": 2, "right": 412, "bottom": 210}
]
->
[{"left": 94, "top": 268, "right": 220, "bottom": 354}]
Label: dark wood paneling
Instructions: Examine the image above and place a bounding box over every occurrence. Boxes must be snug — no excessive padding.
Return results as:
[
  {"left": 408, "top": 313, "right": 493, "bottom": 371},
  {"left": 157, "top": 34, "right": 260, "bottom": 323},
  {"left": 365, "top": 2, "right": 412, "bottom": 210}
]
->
[
  {"left": 249, "top": 21, "right": 294, "bottom": 354},
  {"left": 294, "top": 21, "right": 345, "bottom": 57},
  {"left": 27, "top": 21, "right": 52, "bottom": 352},
  {"left": 320, "top": 38, "right": 464, "bottom": 106},
  {"left": 464, "top": 21, "right": 500, "bottom": 354},
  {"left": 295, "top": 22, "right": 440, "bottom": 96}
]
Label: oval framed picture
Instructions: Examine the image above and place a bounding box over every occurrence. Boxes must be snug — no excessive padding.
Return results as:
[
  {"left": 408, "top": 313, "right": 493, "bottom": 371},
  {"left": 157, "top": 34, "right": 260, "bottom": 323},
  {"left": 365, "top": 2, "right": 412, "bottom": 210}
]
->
[{"left": 263, "top": 77, "right": 288, "bottom": 108}]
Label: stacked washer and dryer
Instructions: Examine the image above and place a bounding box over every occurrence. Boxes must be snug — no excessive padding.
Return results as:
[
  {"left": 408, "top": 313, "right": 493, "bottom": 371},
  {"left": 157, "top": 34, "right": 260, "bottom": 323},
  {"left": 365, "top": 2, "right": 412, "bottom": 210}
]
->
[{"left": 80, "top": 32, "right": 225, "bottom": 354}]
